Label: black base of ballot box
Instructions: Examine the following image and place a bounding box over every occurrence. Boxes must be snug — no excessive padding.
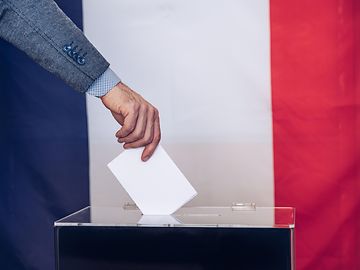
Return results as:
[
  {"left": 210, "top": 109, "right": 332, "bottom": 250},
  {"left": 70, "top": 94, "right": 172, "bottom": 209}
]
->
[{"left": 55, "top": 204, "right": 295, "bottom": 270}]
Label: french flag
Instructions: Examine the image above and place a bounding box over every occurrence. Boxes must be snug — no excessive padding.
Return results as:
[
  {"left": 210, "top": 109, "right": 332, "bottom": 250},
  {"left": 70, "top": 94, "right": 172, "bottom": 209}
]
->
[{"left": 0, "top": 1, "right": 359, "bottom": 270}]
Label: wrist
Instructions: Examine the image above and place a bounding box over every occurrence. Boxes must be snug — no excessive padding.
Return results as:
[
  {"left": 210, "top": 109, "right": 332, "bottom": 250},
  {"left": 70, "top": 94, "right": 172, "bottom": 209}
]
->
[
  {"left": 101, "top": 81, "right": 123, "bottom": 101},
  {"left": 87, "top": 67, "right": 121, "bottom": 97}
]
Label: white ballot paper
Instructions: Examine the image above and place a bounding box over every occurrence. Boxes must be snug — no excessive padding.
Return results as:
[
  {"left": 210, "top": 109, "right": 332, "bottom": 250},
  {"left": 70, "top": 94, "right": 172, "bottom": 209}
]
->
[{"left": 108, "top": 145, "right": 197, "bottom": 215}]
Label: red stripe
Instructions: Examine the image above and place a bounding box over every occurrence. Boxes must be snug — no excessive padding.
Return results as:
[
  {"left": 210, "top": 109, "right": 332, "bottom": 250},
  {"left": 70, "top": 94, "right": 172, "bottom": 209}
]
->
[{"left": 270, "top": 1, "right": 360, "bottom": 269}]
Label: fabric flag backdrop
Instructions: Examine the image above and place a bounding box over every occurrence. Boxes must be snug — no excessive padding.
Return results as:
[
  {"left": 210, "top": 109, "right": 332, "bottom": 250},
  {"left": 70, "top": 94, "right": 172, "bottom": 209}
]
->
[
  {"left": 0, "top": 1, "right": 88, "bottom": 269},
  {"left": 0, "top": 0, "right": 359, "bottom": 270},
  {"left": 271, "top": 1, "right": 360, "bottom": 269},
  {"left": 85, "top": 1, "right": 360, "bottom": 270}
]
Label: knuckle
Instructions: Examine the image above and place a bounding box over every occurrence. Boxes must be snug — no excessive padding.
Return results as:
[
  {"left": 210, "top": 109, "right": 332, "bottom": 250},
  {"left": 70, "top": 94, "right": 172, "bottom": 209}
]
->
[
  {"left": 150, "top": 109, "right": 158, "bottom": 121},
  {"left": 154, "top": 108, "right": 159, "bottom": 116},
  {"left": 144, "top": 136, "right": 152, "bottom": 145},
  {"left": 140, "top": 102, "right": 149, "bottom": 112},
  {"left": 126, "top": 124, "right": 135, "bottom": 133},
  {"left": 122, "top": 125, "right": 135, "bottom": 135},
  {"left": 148, "top": 109, "right": 155, "bottom": 118},
  {"left": 150, "top": 107, "right": 158, "bottom": 118},
  {"left": 148, "top": 106, "right": 155, "bottom": 114},
  {"left": 122, "top": 127, "right": 131, "bottom": 134},
  {"left": 131, "top": 102, "right": 140, "bottom": 112}
]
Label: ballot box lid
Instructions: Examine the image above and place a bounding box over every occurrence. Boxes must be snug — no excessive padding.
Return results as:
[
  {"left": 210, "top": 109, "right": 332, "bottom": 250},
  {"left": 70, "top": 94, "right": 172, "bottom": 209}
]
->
[{"left": 55, "top": 204, "right": 295, "bottom": 229}]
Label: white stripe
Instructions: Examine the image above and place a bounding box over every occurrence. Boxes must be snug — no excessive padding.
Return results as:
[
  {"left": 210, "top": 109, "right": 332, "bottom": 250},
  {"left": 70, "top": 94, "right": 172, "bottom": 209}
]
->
[{"left": 83, "top": 0, "right": 274, "bottom": 207}]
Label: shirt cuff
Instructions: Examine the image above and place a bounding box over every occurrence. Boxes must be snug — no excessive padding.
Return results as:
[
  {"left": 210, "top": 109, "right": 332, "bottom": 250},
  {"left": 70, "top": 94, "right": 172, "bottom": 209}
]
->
[{"left": 86, "top": 67, "right": 121, "bottom": 97}]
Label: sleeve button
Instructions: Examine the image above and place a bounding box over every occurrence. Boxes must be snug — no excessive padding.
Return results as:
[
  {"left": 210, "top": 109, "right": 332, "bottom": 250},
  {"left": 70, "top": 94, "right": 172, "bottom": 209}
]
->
[
  {"left": 63, "top": 41, "right": 73, "bottom": 52},
  {"left": 77, "top": 56, "right": 86, "bottom": 65},
  {"left": 63, "top": 44, "right": 72, "bottom": 52}
]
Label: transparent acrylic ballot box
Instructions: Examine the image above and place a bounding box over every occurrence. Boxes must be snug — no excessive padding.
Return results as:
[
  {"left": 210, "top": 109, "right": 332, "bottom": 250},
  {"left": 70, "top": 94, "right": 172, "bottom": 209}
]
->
[{"left": 55, "top": 204, "right": 295, "bottom": 270}]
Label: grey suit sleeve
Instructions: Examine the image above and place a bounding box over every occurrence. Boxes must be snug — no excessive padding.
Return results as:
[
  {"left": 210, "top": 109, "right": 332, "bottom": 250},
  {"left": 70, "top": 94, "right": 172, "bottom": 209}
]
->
[{"left": 0, "top": 0, "right": 109, "bottom": 93}]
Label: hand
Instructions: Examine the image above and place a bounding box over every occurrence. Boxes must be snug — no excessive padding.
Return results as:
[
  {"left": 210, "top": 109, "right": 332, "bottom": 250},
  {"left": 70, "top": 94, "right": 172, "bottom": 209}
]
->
[{"left": 101, "top": 82, "right": 161, "bottom": 161}]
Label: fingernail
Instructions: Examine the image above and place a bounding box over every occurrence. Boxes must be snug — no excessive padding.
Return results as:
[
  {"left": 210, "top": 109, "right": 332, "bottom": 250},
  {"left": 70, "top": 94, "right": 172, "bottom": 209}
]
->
[{"left": 143, "top": 156, "right": 150, "bottom": 162}]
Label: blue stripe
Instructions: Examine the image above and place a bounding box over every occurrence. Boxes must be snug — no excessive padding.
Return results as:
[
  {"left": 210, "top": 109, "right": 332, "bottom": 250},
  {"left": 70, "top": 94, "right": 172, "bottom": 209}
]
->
[{"left": 0, "top": 1, "right": 89, "bottom": 269}]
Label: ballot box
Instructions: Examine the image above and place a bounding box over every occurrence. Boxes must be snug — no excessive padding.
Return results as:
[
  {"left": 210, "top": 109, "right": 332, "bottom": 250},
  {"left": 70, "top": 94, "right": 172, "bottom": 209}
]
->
[{"left": 55, "top": 204, "right": 295, "bottom": 270}]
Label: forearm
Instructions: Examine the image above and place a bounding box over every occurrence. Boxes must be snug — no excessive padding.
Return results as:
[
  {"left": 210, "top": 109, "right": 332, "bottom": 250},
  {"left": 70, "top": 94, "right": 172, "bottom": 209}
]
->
[{"left": 0, "top": 0, "right": 109, "bottom": 93}]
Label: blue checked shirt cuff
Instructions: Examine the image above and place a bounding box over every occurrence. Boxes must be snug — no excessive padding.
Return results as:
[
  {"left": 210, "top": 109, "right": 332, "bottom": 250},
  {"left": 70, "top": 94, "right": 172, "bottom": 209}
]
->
[{"left": 86, "top": 67, "right": 121, "bottom": 97}]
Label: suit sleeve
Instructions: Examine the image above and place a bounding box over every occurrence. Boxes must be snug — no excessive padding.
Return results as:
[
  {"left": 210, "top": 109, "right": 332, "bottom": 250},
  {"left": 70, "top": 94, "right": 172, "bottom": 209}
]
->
[{"left": 0, "top": 0, "right": 109, "bottom": 93}]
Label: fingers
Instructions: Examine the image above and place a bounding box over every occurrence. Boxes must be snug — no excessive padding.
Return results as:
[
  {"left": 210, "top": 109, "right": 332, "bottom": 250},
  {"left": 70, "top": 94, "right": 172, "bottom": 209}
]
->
[
  {"left": 116, "top": 104, "right": 139, "bottom": 138},
  {"left": 104, "top": 82, "right": 161, "bottom": 161},
  {"left": 123, "top": 107, "right": 155, "bottom": 149},
  {"left": 118, "top": 105, "right": 148, "bottom": 143},
  {"left": 119, "top": 106, "right": 161, "bottom": 162},
  {"left": 141, "top": 114, "right": 161, "bottom": 161}
]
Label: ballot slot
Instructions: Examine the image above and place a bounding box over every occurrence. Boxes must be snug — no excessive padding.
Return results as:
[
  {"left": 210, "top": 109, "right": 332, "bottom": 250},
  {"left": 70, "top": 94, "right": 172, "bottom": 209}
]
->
[
  {"left": 231, "top": 202, "right": 256, "bottom": 211},
  {"left": 123, "top": 202, "right": 256, "bottom": 213}
]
